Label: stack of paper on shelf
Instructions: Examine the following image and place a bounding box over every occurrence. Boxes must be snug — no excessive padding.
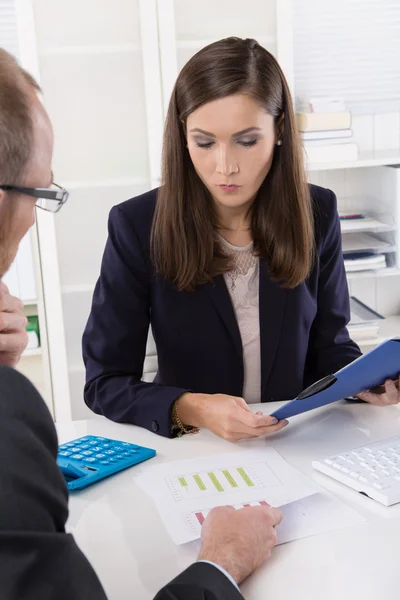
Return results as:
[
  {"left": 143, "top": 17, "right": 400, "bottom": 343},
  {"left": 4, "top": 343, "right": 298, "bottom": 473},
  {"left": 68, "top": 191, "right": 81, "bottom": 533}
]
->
[
  {"left": 342, "top": 232, "right": 392, "bottom": 253},
  {"left": 342, "top": 231, "right": 392, "bottom": 272},
  {"left": 344, "top": 254, "right": 387, "bottom": 272},
  {"left": 348, "top": 296, "right": 384, "bottom": 341},
  {"left": 339, "top": 212, "right": 393, "bottom": 233},
  {"left": 296, "top": 97, "right": 358, "bottom": 163}
]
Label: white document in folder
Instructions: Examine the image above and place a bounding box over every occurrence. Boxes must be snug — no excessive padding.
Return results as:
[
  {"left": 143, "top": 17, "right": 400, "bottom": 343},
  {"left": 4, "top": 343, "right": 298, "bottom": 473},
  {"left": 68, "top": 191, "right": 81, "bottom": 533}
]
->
[{"left": 135, "top": 448, "right": 364, "bottom": 545}]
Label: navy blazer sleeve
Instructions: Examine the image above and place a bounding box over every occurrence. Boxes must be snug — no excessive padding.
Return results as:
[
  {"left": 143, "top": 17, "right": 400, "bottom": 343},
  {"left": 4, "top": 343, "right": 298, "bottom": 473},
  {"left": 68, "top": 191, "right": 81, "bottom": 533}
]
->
[
  {"left": 154, "top": 563, "right": 244, "bottom": 600},
  {"left": 82, "top": 205, "right": 191, "bottom": 437},
  {"left": 304, "top": 190, "right": 361, "bottom": 385}
]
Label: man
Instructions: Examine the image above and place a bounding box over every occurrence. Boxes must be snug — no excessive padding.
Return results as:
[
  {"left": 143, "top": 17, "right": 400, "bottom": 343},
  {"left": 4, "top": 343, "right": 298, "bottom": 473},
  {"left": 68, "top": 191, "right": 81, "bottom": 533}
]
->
[{"left": 0, "top": 48, "right": 282, "bottom": 599}]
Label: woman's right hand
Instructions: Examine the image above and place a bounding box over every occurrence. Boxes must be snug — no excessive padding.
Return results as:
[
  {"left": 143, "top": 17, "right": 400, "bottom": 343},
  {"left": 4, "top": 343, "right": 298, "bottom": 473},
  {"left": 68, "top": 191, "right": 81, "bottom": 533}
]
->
[{"left": 176, "top": 392, "right": 288, "bottom": 442}]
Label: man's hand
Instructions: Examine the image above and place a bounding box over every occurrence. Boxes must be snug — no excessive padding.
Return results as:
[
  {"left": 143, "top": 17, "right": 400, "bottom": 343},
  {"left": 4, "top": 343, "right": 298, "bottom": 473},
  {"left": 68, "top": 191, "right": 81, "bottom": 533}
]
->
[
  {"left": 198, "top": 504, "right": 283, "bottom": 585},
  {"left": 0, "top": 282, "right": 28, "bottom": 367}
]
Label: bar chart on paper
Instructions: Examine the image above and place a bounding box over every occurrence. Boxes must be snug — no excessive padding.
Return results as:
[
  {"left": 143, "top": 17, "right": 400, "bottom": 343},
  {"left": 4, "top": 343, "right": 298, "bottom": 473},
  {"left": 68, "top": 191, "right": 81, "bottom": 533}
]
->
[
  {"left": 187, "top": 500, "right": 270, "bottom": 536},
  {"left": 167, "top": 462, "right": 280, "bottom": 501},
  {"left": 136, "top": 449, "right": 318, "bottom": 544}
]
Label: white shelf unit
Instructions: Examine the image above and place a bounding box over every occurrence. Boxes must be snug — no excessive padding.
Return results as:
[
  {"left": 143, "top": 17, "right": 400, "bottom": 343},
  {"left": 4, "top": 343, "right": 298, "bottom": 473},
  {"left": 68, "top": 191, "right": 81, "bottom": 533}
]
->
[{"left": 8, "top": 0, "right": 400, "bottom": 422}]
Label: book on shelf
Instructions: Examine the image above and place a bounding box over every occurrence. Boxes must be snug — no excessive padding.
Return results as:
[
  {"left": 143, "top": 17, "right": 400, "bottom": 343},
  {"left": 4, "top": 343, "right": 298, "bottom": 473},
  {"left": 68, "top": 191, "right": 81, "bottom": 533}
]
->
[
  {"left": 304, "top": 142, "right": 358, "bottom": 163},
  {"left": 348, "top": 296, "right": 384, "bottom": 341},
  {"left": 296, "top": 111, "right": 352, "bottom": 132},
  {"left": 344, "top": 253, "right": 387, "bottom": 272},
  {"left": 297, "top": 97, "right": 347, "bottom": 113},
  {"left": 300, "top": 129, "right": 352, "bottom": 141},
  {"left": 341, "top": 232, "right": 392, "bottom": 254}
]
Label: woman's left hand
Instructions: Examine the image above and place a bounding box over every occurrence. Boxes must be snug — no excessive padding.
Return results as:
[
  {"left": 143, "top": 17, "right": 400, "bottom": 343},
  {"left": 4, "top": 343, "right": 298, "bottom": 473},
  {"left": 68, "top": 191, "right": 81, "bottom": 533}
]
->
[{"left": 357, "top": 378, "right": 400, "bottom": 406}]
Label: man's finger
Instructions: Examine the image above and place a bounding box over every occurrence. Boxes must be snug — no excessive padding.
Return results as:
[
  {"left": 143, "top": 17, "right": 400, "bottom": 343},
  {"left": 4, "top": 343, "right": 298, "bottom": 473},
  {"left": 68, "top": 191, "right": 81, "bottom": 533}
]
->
[
  {"left": 0, "top": 312, "right": 27, "bottom": 332},
  {"left": 0, "top": 330, "right": 28, "bottom": 354},
  {"left": 268, "top": 506, "right": 283, "bottom": 527}
]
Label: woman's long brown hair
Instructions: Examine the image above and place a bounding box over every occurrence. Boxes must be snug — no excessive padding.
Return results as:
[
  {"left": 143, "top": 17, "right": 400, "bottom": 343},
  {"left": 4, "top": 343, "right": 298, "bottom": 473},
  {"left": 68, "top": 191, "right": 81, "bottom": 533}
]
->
[{"left": 151, "top": 37, "right": 314, "bottom": 291}]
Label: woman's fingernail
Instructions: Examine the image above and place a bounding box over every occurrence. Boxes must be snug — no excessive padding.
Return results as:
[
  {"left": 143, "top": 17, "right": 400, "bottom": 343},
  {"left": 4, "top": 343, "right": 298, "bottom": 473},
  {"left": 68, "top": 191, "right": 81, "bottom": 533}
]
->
[
  {"left": 282, "top": 420, "right": 289, "bottom": 427},
  {"left": 270, "top": 417, "right": 278, "bottom": 424}
]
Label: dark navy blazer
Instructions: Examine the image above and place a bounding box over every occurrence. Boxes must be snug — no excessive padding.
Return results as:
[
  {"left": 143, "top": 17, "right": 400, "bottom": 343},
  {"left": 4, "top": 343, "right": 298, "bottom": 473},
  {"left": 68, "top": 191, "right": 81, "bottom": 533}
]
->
[{"left": 82, "top": 185, "right": 361, "bottom": 437}]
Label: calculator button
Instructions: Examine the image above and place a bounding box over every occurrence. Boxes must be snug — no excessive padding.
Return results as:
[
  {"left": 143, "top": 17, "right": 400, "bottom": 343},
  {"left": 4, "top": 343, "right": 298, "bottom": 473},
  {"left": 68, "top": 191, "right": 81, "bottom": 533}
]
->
[
  {"left": 70, "top": 448, "right": 80, "bottom": 453},
  {"left": 95, "top": 454, "right": 106, "bottom": 459},
  {"left": 80, "top": 444, "right": 90, "bottom": 449},
  {"left": 59, "top": 451, "right": 71, "bottom": 457},
  {"left": 112, "top": 446, "right": 122, "bottom": 451},
  {"left": 122, "top": 451, "right": 133, "bottom": 457},
  {"left": 108, "top": 458, "right": 117, "bottom": 463},
  {"left": 85, "top": 457, "right": 97, "bottom": 463},
  {"left": 100, "top": 460, "right": 110, "bottom": 465},
  {"left": 73, "top": 454, "right": 84, "bottom": 460},
  {"left": 102, "top": 443, "right": 111, "bottom": 448},
  {"left": 92, "top": 446, "right": 102, "bottom": 452},
  {"left": 114, "top": 454, "right": 124, "bottom": 460},
  {"left": 82, "top": 450, "right": 93, "bottom": 456},
  {"left": 89, "top": 441, "right": 98, "bottom": 445},
  {"left": 104, "top": 450, "right": 115, "bottom": 455},
  {"left": 95, "top": 437, "right": 106, "bottom": 441}
]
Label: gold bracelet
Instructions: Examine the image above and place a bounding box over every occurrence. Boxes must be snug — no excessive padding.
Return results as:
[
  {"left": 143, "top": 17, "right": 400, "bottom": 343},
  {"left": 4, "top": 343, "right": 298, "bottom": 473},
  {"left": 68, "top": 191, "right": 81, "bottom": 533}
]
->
[{"left": 172, "top": 399, "right": 200, "bottom": 437}]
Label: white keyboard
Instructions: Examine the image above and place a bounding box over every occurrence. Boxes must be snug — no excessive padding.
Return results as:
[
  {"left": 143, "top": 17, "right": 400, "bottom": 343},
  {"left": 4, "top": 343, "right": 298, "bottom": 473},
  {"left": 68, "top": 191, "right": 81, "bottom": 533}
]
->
[{"left": 312, "top": 436, "right": 400, "bottom": 506}]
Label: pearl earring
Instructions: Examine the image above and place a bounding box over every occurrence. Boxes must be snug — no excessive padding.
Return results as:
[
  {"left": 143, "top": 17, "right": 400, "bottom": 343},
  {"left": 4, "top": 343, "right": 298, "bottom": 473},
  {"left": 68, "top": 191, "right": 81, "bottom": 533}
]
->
[{"left": 276, "top": 139, "right": 282, "bottom": 146}]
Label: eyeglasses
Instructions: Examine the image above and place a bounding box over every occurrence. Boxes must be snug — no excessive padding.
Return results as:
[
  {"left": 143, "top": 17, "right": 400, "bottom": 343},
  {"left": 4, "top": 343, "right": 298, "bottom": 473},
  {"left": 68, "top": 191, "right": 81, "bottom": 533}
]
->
[{"left": 0, "top": 182, "right": 69, "bottom": 213}]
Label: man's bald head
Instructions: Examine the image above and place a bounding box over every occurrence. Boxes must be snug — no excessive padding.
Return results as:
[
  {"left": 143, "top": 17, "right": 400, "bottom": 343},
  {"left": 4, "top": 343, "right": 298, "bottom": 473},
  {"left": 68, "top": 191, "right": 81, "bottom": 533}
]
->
[{"left": 0, "top": 48, "right": 41, "bottom": 185}]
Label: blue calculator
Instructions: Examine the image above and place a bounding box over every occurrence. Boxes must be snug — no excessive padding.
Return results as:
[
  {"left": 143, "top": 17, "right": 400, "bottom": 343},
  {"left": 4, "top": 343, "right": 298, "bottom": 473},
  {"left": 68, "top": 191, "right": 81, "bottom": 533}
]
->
[{"left": 57, "top": 435, "right": 156, "bottom": 491}]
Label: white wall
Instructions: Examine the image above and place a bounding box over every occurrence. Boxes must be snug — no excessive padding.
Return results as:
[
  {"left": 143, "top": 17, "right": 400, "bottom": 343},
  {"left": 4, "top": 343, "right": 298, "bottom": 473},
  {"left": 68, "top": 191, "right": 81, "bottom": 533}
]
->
[{"left": 32, "top": 0, "right": 151, "bottom": 419}]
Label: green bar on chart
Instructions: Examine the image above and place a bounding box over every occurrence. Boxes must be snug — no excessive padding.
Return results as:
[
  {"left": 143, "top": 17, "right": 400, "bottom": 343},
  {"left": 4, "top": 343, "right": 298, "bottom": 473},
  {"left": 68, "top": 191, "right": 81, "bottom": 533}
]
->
[
  {"left": 237, "top": 468, "right": 254, "bottom": 487},
  {"left": 178, "top": 477, "right": 188, "bottom": 487},
  {"left": 208, "top": 472, "right": 224, "bottom": 492},
  {"left": 222, "top": 469, "right": 238, "bottom": 488},
  {"left": 194, "top": 474, "right": 207, "bottom": 491}
]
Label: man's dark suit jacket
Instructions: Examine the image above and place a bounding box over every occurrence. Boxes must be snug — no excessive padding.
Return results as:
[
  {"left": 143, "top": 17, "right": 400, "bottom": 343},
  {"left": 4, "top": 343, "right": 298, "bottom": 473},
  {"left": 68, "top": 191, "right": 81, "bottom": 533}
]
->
[
  {"left": 83, "top": 185, "right": 361, "bottom": 437},
  {"left": 0, "top": 365, "right": 243, "bottom": 600}
]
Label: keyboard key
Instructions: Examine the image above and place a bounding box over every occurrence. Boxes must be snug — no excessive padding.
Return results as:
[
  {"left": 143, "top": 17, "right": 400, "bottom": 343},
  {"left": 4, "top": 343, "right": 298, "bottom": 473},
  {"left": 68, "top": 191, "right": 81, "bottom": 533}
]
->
[
  {"left": 349, "top": 472, "right": 361, "bottom": 479},
  {"left": 341, "top": 467, "right": 350, "bottom": 474},
  {"left": 324, "top": 459, "right": 334, "bottom": 465},
  {"left": 359, "top": 476, "right": 369, "bottom": 483},
  {"left": 374, "top": 482, "right": 391, "bottom": 490}
]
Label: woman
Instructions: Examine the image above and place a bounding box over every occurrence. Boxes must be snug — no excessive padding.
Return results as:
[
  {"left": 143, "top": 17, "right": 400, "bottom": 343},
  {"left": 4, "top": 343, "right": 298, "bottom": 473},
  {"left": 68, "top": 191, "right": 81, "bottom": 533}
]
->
[{"left": 83, "top": 37, "right": 399, "bottom": 441}]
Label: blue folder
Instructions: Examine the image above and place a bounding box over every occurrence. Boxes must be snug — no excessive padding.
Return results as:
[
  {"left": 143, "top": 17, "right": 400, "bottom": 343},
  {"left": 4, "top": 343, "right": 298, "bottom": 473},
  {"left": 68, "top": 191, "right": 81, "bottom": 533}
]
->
[{"left": 271, "top": 338, "right": 400, "bottom": 421}]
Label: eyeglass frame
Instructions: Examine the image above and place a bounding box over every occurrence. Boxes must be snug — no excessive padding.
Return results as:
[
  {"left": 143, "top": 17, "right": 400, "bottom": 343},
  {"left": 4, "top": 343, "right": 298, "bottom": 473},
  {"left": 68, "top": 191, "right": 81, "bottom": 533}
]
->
[{"left": 0, "top": 182, "right": 69, "bottom": 213}]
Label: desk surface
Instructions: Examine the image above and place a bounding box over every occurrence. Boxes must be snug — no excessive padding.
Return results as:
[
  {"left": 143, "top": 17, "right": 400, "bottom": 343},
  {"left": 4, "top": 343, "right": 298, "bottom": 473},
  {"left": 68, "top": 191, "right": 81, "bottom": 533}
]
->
[{"left": 57, "top": 401, "right": 400, "bottom": 600}]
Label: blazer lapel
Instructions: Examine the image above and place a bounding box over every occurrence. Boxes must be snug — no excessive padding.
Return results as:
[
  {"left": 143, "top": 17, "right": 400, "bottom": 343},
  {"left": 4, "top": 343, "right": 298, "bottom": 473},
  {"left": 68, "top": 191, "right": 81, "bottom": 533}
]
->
[
  {"left": 203, "top": 274, "right": 243, "bottom": 357},
  {"left": 259, "top": 260, "right": 288, "bottom": 397}
]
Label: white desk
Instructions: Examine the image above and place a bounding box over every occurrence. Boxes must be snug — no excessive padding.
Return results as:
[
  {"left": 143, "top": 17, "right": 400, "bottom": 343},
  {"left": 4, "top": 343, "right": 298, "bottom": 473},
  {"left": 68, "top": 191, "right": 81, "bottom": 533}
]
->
[{"left": 57, "top": 401, "right": 400, "bottom": 600}]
